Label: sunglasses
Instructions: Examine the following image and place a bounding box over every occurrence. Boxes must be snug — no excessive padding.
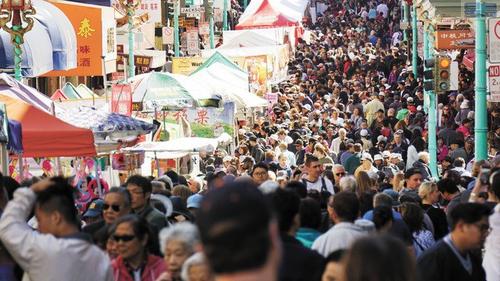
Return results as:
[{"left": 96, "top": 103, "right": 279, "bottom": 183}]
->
[
  {"left": 335, "top": 172, "right": 346, "bottom": 176},
  {"left": 103, "top": 204, "right": 121, "bottom": 212},
  {"left": 112, "top": 234, "right": 136, "bottom": 242}
]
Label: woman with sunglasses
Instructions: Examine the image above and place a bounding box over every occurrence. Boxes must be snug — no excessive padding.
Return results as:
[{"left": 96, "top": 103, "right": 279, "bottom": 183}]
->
[
  {"left": 83, "top": 187, "right": 132, "bottom": 249},
  {"left": 111, "top": 215, "right": 166, "bottom": 281}
]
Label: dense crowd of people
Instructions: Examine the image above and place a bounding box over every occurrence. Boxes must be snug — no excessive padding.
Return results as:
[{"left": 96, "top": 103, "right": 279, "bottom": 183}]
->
[{"left": 0, "top": 0, "right": 500, "bottom": 280}]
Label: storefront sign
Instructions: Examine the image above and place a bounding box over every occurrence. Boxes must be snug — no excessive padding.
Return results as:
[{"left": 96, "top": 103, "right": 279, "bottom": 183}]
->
[
  {"left": 43, "top": 2, "right": 116, "bottom": 76},
  {"left": 435, "top": 29, "right": 474, "bottom": 50}
]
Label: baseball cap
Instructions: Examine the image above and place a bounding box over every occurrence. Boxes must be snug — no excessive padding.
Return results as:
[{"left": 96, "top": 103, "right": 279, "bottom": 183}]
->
[
  {"left": 361, "top": 153, "right": 373, "bottom": 162},
  {"left": 374, "top": 154, "right": 383, "bottom": 161},
  {"left": 187, "top": 194, "right": 204, "bottom": 209},
  {"left": 83, "top": 199, "right": 104, "bottom": 218},
  {"left": 295, "top": 139, "right": 304, "bottom": 145}
]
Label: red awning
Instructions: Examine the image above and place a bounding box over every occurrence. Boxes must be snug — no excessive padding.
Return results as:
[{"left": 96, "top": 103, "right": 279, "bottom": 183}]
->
[
  {"left": 462, "top": 51, "right": 475, "bottom": 71},
  {"left": 0, "top": 94, "right": 96, "bottom": 157},
  {"left": 50, "top": 89, "right": 69, "bottom": 101},
  {"left": 236, "top": 0, "right": 299, "bottom": 30}
]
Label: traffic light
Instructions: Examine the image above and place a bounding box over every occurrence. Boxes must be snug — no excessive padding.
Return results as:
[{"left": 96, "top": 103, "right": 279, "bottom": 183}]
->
[
  {"left": 423, "top": 58, "right": 435, "bottom": 91},
  {"left": 167, "top": 2, "right": 174, "bottom": 16},
  {"left": 436, "top": 55, "right": 451, "bottom": 94}
]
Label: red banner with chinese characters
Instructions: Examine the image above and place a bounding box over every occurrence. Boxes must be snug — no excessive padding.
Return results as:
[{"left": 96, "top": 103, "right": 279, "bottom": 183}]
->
[{"left": 111, "top": 84, "right": 132, "bottom": 116}]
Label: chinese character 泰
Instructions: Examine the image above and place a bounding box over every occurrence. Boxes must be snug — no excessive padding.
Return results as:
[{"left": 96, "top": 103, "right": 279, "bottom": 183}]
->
[{"left": 77, "top": 18, "right": 96, "bottom": 38}]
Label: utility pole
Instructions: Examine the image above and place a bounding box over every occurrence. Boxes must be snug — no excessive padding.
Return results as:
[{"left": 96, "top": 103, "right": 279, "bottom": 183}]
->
[
  {"left": 474, "top": 0, "right": 488, "bottom": 160},
  {"left": 174, "top": 0, "right": 180, "bottom": 57},
  {"left": 423, "top": 21, "right": 439, "bottom": 179},
  {"left": 412, "top": 2, "right": 418, "bottom": 76}
]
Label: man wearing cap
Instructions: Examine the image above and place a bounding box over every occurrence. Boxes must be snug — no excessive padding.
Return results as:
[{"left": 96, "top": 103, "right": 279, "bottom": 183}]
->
[
  {"left": 449, "top": 139, "right": 467, "bottom": 162},
  {"left": 392, "top": 130, "right": 409, "bottom": 163}
]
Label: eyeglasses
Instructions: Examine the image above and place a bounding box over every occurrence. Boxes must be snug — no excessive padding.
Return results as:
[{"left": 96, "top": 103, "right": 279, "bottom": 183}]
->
[
  {"left": 112, "top": 234, "right": 136, "bottom": 242},
  {"left": 103, "top": 204, "right": 121, "bottom": 212},
  {"left": 472, "top": 222, "right": 490, "bottom": 233},
  {"left": 253, "top": 172, "right": 268, "bottom": 177}
]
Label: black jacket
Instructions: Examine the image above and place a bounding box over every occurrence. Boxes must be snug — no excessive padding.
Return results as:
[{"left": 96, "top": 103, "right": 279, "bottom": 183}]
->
[
  {"left": 278, "top": 234, "right": 325, "bottom": 281},
  {"left": 417, "top": 239, "right": 486, "bottom": 281}
]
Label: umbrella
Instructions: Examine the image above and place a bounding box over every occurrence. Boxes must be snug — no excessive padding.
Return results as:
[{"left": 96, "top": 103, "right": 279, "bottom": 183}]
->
[
  {"left": 129, "top": 72, "right": 214, "bottom": 111},
  {"left": 58, "top": 106, "right": 156, "bottom": 141}
]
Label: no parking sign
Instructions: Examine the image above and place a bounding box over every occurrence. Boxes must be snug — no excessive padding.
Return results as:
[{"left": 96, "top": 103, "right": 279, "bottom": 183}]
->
[{"left": 488, "top": 18, "right": 500, "bottom": 63}]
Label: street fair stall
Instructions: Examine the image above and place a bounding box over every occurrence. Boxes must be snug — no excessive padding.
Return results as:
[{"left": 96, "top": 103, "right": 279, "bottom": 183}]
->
[
  {"left": 129, "top": 72, "right": 217, "bottom": 112},
  {"left": 122, "top": 135, "right": 231, "bottom": 177},
  {"left": 0, "top": 94, "right": 96, "bottom": 157},
  {"left": 202, "top": 44, "right": 290, "bottom": 93},
  {"left": 58, "top": 106, "right": 156, "bottom": 143},
  {"left": 190, "top": 64, "right": 268, "bottom": 109}
]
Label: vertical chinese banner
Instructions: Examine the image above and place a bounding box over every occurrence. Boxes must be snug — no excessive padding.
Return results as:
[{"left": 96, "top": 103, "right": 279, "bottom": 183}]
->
[
  {"left": 43, "top": 2, "right": 103, "bottom": 76},
  {"left": 242, "top": 56, "right": 268, "bottom": 97},
  {"left": 111, "top": 84, "right": 132, "bottom": 116}
]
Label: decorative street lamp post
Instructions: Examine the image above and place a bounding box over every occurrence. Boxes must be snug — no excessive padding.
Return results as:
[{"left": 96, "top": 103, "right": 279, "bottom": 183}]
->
[
  {"left": 118, "top": 0, "right": 141, "bottom": 79},
  {"left": 0, "top": 0, "right": 36, "bottom": 81}
]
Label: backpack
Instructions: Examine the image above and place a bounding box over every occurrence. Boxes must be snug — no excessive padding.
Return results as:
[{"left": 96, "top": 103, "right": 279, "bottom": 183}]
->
[{"left": 303, "top": 177, "right": 331, "bottom": 209}]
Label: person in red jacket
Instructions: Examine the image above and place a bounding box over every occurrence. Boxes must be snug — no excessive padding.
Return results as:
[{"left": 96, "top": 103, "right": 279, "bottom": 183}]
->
[{"left": 111, "top": 215, "right": 167, "bottom": 281}]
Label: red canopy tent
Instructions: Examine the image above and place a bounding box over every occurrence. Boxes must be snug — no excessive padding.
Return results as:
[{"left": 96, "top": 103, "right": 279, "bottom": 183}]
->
[
  {"left": 50, "top": 89, "right": 69, "bottom": 101},
  {"left": 235, "top": 0, "right": 299, "bottom": 30},
  {"left": 0, "top": 94, "right": 96, "bottom": 157}
]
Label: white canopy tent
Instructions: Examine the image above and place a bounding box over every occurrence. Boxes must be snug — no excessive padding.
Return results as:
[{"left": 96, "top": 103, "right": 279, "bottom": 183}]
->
[{"left": 190, "top": 62, "right": 268, "bottom": 109}]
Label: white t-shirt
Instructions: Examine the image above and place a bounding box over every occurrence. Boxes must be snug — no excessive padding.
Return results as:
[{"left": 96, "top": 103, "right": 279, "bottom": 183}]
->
[{"left": 303, "top": 177, "right": 335, "bottom": 194}]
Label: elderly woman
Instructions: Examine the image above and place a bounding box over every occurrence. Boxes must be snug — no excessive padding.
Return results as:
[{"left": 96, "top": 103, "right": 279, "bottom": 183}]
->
[
  {"left": 157, "top": 222, "right": 201, "bottom": 281},
  {"left": 181, "top": 253, "right": 214, "bottom": 281},
  {"left": 111, "top": 215, "right": 166, "bottom": 281}
]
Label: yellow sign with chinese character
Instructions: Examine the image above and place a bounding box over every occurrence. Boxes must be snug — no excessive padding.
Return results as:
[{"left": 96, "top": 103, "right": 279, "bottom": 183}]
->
[
  {"left": 43, "top": 1, "right": 104, "bottom": 76},
  {"left": 77, "top": 18, "right": 96, "bottom": 38}
]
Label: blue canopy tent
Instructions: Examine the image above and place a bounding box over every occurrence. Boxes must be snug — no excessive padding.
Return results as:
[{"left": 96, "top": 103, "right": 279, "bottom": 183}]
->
[
  {"left": 0, "top": 0, "right": 77, "bottom": 76},
  {"left": 7, "top": 120, "right": 22, "bottom": 154}
]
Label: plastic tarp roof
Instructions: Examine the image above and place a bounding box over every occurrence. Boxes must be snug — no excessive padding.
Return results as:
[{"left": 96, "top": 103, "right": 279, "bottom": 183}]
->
[
  {"left": 0, "top": 73, "right": 65, "bottom": 115},
  {"left": 236, "top": 0, "right": 307, "bottom": 29},
  {"left": 190, "top": 62, "right": 268, "bottom": 109},
  {"left": 75, "top": 84, "right": 100, "bottom": 99},
  {"left": 0, "top": 0, "right": 77, "bottom": 76},
  {"left": 0, "top": 94, "right": 96, "bottom": 157},
  {"left": 218, "top": 30, "right": 279, "bottom": 49},
  {"left": 32, "top": 0, "right": 77, "bottom": 70},
  {"left": 62, "top": 83, "right": 83, "bottom": 99},
  {"left": 190, "top": 51, "right": 244, "bottom": 75},
  {"left": 123, "top": 137, "right": 220, "bottom": 153},
  {"left": 129, "top": 72, "right": 212, "bottom": 110},
  {"left": 58, "top": 106, "right": 156, "bottom": 141}
]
